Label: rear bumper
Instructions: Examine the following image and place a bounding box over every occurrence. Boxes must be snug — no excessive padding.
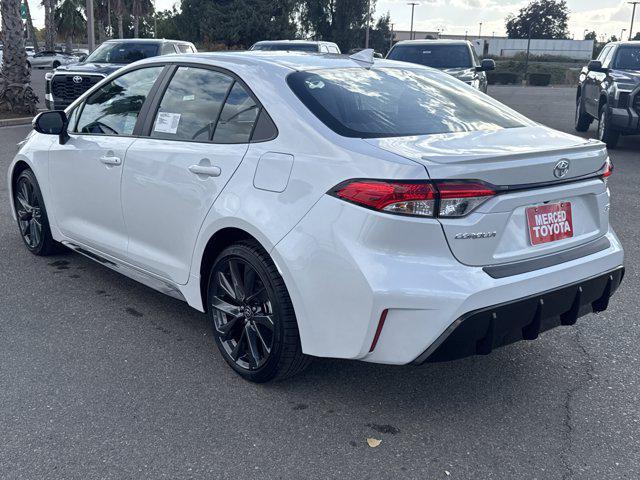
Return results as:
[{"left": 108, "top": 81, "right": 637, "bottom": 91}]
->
[{"left": 413, "top": 266, "right": 624, "bottom": 364}]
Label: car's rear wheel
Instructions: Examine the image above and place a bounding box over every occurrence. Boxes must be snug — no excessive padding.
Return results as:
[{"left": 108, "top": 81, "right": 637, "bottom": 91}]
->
[
  {"left": 207, "top": 241, "right": 310, "bottom": 382},
  {"left": 13, "top": 169, "right": 61, "bottom": 256},
  {"left": 574, "top": 94, "right": 591, "bottom": 132},
  {"left": 598, "top": 104, "right": 620, "bottom": 149}
]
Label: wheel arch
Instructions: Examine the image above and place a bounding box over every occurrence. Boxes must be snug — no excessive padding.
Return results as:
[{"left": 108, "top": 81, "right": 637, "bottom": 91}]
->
[
  {"left": 8, "top": 160, "right": 33, "bottom": 219},
  {"left": 598, "top": 93, "right": 609, "bottom": 113}
]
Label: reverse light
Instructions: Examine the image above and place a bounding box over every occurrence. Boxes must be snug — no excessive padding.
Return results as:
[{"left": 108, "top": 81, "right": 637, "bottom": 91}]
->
[
  {"left": 329, "top": 179, "right": 496, "bottom": 218},
  {"left": 602, "top": 158, "right": 613, "bottom": 186}
]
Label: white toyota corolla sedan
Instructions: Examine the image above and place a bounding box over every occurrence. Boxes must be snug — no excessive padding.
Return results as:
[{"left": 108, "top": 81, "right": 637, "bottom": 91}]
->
[{"left": 9, "top": 51, "right": 624, "bottom": 382}]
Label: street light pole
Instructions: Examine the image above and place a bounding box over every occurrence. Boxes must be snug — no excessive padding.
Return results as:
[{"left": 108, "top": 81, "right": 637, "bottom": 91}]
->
[
  {"left": 408, "top": 2, "right": 418, "bottom": 40},
  {"left": 630, "top": 2, "right": 640, "bottom": 40},
  {"left": 621, "top": 28, "right": 627, "bottom": 40},
  {"left": 86, "top": 0, "right": 95, "bottom": 52},
  {"left": 390, "top": 23, "right": 395, "bottom": 50},
  {"left": 478, "top": 21, "right": 483, "bottom": 38}
]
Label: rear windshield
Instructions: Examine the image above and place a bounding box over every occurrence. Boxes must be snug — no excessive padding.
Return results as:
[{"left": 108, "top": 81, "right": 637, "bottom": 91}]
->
[
  {"left": 251, "top": 43, "right": 318, "bottom": 52},
  {"left": 387, "top": 44, "right": 472, "bottom": 69},
  {"left": 84, "top": 42, "right": 160, "bottom": 64},
  {"left": 612, "top": 46, "right": 640, "bottom": 70},
  {"left": 287, "top": 68, "right": 526, "bottom": 138}
]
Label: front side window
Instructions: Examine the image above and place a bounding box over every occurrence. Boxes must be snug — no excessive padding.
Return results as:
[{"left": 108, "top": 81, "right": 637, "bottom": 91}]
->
[
  {"left": 84, "top": 42, "right": 160, "bottom": 64},
  {"left": 287, "top": 67, "right": 528, "bottom": 138},
  {"left": 76, "top": 66, "right": 163, "bottom": 136},
  {"left": 612, "top": 47, "right": 640, "bottom": 70},
  {"left": 151, "top": 67, "right": 233, "bottom": 141},
  {"left": 388, "top": 44, "right": 473, "bottom": 69},
  {"left": 212, "top": 83, "right": 259, "bottom": 143}
]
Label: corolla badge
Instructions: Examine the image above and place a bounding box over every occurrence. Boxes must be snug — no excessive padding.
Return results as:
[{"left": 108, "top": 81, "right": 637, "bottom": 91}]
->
[
  {"left": 72, "top": 76, "right": 83, "bottom": 84},
  {"left": 553, "top": 159, "right": 570, "bottom": 178}
]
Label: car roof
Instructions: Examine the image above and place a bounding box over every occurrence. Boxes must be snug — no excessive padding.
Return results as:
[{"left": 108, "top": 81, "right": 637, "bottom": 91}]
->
[
  {"left": 132, "top": 50, "right": 415, "bottom": 73},
  {"left": 253, "top": 40, "right": 337, "bottom": 46},
  {"left": 101, "top": 38, "right": 192, "bottom": 44},
  {"left": 394, "top": 39, "right": 472, "bottom": 46},
  {"left": 606, "top": 41, "right": 640, "bottom": 46}
]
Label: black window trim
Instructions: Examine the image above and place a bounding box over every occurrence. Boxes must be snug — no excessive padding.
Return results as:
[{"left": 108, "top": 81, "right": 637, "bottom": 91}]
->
[{"left": 140, "top": 61, "right": 278, "bottom": 145}]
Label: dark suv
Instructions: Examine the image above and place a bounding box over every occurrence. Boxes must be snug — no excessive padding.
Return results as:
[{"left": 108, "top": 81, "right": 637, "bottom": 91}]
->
[
  {"left": 576, "top": 41, "right": 640, "bottom": 148},
  {"left": 45, "top": 38, "right": 196, "bottom": 110}
]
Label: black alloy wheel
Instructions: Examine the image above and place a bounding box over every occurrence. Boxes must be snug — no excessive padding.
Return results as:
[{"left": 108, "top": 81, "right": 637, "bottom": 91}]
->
[
  {"left": 13, "top": 169, "right": 60, "bottom": 256},
  {"left": 208, "top": 241, "right": 310, "bottom": 382}
]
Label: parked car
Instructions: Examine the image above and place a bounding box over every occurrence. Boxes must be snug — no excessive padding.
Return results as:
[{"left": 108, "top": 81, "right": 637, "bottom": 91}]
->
[
  {"left": 250, "top": 40, "right": 341, "bottom": 54},
  {"left": 575, "top": 41, "right": 640, "bottom": 149},
  {"left": 386, "top": 39, "right": 495, "bottom": 92},
  {"left": 44, "top": 38, "right": 197, "bottom": 110},
  {"left": 9, "top": 52, "right": 623, "bottom": 382},
  {"left": 27, "top": 50, "right": 76, "bottom": 69},
  {"left": 25, "top": 46, "right": 35, "bottom": 57}
]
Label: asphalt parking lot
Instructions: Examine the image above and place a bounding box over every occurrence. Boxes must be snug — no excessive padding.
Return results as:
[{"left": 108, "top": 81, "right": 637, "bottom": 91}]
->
[{"left": 0, "top": 86, "right": 638, "bottom": 480}]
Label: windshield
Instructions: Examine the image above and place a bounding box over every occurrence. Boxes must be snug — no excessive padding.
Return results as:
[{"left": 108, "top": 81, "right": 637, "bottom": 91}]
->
[
  {"left": 251, "top": 43, "right": 318, "bottom": 52},
  {"left": 287, "top": 68, "right": 526, "bottom": 138},
  {"left": 612, "top": 46, "right": 640, "bottom": 70},
  {"left": 84, "top": 42, "right": 159, "bottom": 64},
  {"left": 387, "top": 44, "right": 473, "bottom": 69}
]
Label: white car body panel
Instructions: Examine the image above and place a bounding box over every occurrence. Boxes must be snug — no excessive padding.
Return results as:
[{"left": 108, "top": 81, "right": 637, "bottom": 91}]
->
[{"left": 7, "top": 52, "right": 624, "bottom": 366}]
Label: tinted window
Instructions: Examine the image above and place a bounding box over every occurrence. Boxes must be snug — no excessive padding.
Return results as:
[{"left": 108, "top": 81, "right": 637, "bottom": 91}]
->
[
  {"left": 287, "top": 67, "right": 527, "bottom": 138},
  {"left": 176, "top": 44, "right": 194, "bottom": 54},
  {"left": 161, "top": 43, "right": 177, "bottom": 55},
  {"left": 151, "top": 67, "right": 233, "bottom": 141},
  {"left": 328, "top": 46, "right": 340, "bottom": 54},
  {"left": 84, "top": 42, "right": 160, "bottom": 64},
  {"left": 76, "top": 67, "right": 163, "bottom": 136},
  {"left": 597, "top": 46, "right": 611, "bottom": 61},
  {"left": 212, "top": 83, "right": 259, "bottom": 143},
  {"left": 612, "top": 46, "right": 640, "bottom": 70},
  {"left": 252, "top": 43, "right": 318, "bottom": 52},
  {"left": 602, "top": 47, "right": 616, "bottom": 67},
  {"left": 388, "top": 44, "right": 473, "bottom": 69}
]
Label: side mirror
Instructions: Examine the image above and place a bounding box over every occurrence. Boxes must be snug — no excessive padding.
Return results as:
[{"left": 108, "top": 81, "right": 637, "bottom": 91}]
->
[
  {"left": 33, "top": 110, "right": 69, "bottom": 143},
  {"left": 588, "top": 60, "right": 607, "bottom": 73},
  {"left": 374, "top": 52, "right": 383, "bottom": 59},
  {"left": 477, "top": 59, "right": 496, "bottom": 72}
]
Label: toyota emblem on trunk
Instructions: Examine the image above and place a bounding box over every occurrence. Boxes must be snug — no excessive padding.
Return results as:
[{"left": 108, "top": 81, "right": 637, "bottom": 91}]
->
[
  {"left": 72, "top": 76, "right": 83, "bottom": 84},
  {"left": 553, "top": 159, "right": 570, "bottom": 178}
]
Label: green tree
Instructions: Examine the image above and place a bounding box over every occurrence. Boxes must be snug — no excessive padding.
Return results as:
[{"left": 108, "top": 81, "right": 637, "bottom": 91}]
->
[
  {"left": 505, "top": 0, "right": 569, "bottom": 39},
  {"left": 24, "top": 0, "right": 40, "bottom": 51},
  {"left": 0, "top": 0, "right": 38, "bottom": 114},
  {"left": 300, "top": 0, "right": 372, "bottom": 52},
  {"left": 42, "top": 0, "right": 58, "bottom": 49},
  {"left": 584, "top": 31, "right": 597, "bottom": 40},
  {"left": 633, "top": 32, "right": 640, "bottom": 41},
  {"left": 131, "top": 0, "right": 153, "bottom": 37},
  {"left": 113, "top": 0, "right": 128, "bottom": 38},
  {"left": 55, "top": 0, "right": 86, "bottom": 47},
  {"left": 369, "top": 12, "right": 391, "bottom": 55},
  {"left": 155, "top": 8, "right": 181, "bottom": 40}
]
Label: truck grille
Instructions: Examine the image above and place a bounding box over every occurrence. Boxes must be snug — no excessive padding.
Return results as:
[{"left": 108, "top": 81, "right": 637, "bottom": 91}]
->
[{"left": 51, "top": 74, "right": 103, "bottom": 103}]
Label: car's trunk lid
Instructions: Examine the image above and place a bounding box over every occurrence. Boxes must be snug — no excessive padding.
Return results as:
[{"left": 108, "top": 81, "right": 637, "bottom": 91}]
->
[{"left": 365, "top": 126, "right": 610, "bottom": 267}]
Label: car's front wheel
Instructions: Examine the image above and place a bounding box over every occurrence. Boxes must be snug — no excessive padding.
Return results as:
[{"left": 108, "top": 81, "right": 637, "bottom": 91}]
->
[
  {"left": 574, "top": 93, "right": 591, "bottom": 132},
  {"left": 13, "top": 169, "right": 62, "bottom": 256},
  {"left": 598, "top": 105, "right": 620, "bottom": 149},
  {"left": 207, "top": 241, "right": 310, "bottom": 382}
]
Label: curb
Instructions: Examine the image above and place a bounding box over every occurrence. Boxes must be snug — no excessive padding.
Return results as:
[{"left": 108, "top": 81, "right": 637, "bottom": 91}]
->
[{"left": 0, "top": 116, "right": 34, "bottom": 127}]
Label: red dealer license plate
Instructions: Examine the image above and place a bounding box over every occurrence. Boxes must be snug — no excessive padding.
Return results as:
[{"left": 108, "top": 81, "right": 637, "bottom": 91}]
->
[{"left": 526, "top": 202, "right": 573, "bottom": 246}]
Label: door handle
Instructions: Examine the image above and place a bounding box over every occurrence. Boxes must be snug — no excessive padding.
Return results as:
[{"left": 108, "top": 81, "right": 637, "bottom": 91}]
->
[
  {"left": 99, "top": 155, "right": 122, "bottom": 166},
  {"left": 188, "top": 164, "right": 221, "bottom": 177}
]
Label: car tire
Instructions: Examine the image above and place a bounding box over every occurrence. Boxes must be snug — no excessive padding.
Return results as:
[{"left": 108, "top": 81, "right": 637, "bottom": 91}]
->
[
  {"left": 207, "top": 240, "right": 311, "bottom": 383},
  {"left": 598, "top": 104, "right": 620, "bottom": 149},
  {"left": 13, "top": 169, "right": 63, "bottom": 256},
  {"left": 574, "top": 94, "right": 591, "bottom": 132}
]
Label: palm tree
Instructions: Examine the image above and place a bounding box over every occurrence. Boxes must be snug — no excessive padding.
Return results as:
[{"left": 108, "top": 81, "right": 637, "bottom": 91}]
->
[
  {"left": 55, "top": 0, "right": 86, "bottom": 48},
  {"left": 0, "top": 0, "right": 38, "bottom": 114},
  {"left": 42, "top": 0, "right": 57, "bottom": 50},
  {"left": 23, "top": 0, "right": 40, "bottom": 52},
  {"left": 113, "top": 0, "right": 128, "bottom": 38},
  {"left": 131, "top": 0, "right": 153, "bottom": 37}
]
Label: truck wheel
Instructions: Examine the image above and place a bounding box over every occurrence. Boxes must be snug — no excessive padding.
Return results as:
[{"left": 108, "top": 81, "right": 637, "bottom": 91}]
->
[
  {"left": 574, "top": 94, "right": 591, "bottom": 132},
  {"left": 598, "top": 105, "right": 620, "bottom": 149}
]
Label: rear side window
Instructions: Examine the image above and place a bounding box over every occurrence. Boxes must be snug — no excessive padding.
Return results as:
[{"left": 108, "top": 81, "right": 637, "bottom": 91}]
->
[
  {"left": 287, "top": 67, "right": 527, "bottom": 138},
  {"left": 76, "top": 66, "right": 163, "bottom": 136},
  {"left": 176, "top": 44, "right": 195, "bottom": 54},
  {"left": 212, "top": 83, "right": 260, "bottom": 143},
  {"left": 151, "top": 67, "right": 233, "bottom": 141}
]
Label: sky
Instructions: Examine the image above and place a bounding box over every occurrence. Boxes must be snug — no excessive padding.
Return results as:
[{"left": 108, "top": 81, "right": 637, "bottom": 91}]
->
[{"left": 26, "top": 0, "right": 640, "bottom": 42}]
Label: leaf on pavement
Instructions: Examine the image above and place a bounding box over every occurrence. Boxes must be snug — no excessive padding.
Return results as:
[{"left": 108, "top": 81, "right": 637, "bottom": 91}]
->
[{"left": 366, "top": 438, "right": 382, "bottom": 448}]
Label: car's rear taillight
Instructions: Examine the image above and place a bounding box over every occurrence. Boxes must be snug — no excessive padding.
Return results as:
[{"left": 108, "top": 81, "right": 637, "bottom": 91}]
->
[
  {"left": 329, "top": 179, "right": 496, "bottom": 218},
  {"left": 435, "top": 181, "right": 496, "bottom": 217}
]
